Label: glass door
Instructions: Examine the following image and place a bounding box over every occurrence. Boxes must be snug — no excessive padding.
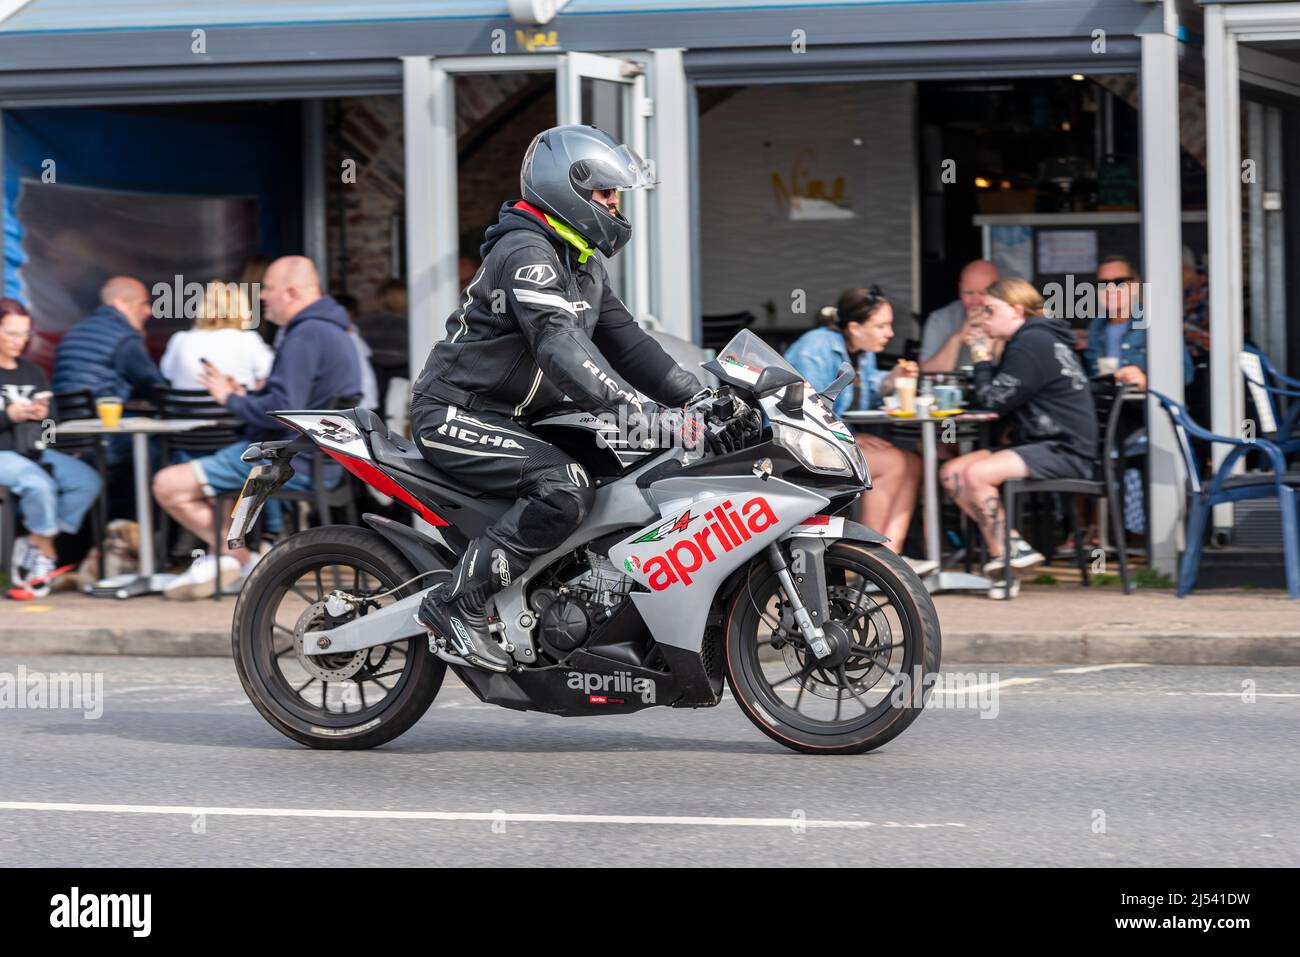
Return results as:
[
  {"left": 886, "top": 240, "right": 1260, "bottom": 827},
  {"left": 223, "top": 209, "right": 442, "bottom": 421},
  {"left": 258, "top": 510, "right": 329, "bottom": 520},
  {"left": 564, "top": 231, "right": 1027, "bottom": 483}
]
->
[{"left": 557, "top": 52, "right": 651, "bottom": 323}]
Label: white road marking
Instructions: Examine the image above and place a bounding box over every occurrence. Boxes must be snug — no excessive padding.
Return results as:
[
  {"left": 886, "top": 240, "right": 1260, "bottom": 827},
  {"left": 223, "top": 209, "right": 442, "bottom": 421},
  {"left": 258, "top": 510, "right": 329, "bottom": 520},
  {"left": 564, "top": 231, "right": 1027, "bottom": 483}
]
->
[
  {"left": 933, "top": 677, "right": 1042, "bottom": 694},
  {"left": 1165, "top": 692, "right": 1300, "bottom": 698},
  {"left": 1054, "top": 663, "right": 1153, "bottom": 674},
  {"left": 0, "top": 801, "right": 966, "bottom": 830}
]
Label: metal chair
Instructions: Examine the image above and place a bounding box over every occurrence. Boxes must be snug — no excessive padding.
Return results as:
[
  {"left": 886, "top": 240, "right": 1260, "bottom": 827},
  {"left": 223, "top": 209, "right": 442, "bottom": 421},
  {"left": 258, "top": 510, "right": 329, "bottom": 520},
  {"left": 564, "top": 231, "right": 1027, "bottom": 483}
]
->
[
  {"left": 1001, "top": 380, "right": 1134, "bottom": 595},
  {"left": 1241, "top": 345, "right": 1300, "bottom": 458},
  {"left": 154, "top": 387, "right": 244, "bottom": 580},
  {"left": 1149, "top": 389, "right": 1300, "bottom": 599},
  {"left": 51, "top": 389, "right": 109, "bottom": 579},
  {"left": 0, "top": 486, "right": 16, "bottom": 584}
]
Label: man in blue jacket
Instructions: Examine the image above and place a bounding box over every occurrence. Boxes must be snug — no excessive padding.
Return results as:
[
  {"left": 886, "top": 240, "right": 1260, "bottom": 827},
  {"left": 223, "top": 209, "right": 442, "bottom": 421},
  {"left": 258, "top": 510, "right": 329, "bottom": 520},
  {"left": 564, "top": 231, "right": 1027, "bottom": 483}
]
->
[
  {"left": 53, "top": 276, "right": 167, "bottom": 401},
  {"left": 152, "top": 256, "right": 361, "bottom": 598}
]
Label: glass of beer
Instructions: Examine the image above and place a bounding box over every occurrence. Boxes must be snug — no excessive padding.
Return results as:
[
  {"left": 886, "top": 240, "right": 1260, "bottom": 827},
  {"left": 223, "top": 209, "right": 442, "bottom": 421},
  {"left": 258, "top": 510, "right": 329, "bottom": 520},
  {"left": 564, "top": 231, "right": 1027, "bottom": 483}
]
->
[{"left": 96, "top": 396, "right": 124, "bottom": 428}]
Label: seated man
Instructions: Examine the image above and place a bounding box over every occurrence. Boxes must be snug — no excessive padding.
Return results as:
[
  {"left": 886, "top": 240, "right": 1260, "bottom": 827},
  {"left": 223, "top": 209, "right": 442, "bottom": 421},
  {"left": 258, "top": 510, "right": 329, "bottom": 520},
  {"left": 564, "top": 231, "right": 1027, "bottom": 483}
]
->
[
  {"left": 0, "top": 299, "right": 103, "bottom": 597},
  {"left": 919, "top": 259, "right": 1000, "bottom": 373},
  {"left": 1084, "top": 254, "right": 1193, "bottom": 388},
  {"left": 152, "top": 256, "right": 361, "bottom": 599},
  {"left": 940, "top": 278, "right": 1097, "bottom": 600},
  {"left": 53, "top": 276, "right": 168, "bottom": 466}
]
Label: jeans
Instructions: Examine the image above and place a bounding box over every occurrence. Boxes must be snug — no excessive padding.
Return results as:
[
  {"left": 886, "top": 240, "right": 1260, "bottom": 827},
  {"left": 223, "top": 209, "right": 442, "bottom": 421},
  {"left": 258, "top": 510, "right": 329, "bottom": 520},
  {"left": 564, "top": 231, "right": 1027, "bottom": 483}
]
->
[{"left": 0, "top": 449, "right": 103, "bottom": 537}]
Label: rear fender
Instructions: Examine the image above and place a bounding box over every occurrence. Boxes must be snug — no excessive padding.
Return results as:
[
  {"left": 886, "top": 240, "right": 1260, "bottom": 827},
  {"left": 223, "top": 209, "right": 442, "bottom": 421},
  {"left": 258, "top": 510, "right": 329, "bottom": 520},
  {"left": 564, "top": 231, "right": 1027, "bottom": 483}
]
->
[{"left": 362, "top": 514, "right": 457, "bottom": 573}]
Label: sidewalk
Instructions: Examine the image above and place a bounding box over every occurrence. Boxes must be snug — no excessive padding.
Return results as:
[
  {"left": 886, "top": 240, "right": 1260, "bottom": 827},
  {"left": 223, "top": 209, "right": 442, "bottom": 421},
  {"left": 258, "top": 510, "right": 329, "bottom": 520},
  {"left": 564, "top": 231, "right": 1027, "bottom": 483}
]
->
[{"left": 2, "top": 586, "right": 1298, "bottom": 665}]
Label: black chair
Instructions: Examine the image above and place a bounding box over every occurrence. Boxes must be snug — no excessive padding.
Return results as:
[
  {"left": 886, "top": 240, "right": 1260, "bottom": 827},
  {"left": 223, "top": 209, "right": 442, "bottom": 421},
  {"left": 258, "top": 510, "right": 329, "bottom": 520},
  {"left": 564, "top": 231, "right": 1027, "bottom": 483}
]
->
[
  {"left": 0, "top": 486, "right": 16, "bottom": 584},
  {"left": 1001, "top": 381, "right": 1134, "bottom": 594},
  {"left": 154, "top": 388, "right": 244, "bottom": 572},
  {"left": 51, "top": 389, "right": 110, "bottom": 579},
  {"left": 206, "top": 394, "right": 362, "bottom": 600}
]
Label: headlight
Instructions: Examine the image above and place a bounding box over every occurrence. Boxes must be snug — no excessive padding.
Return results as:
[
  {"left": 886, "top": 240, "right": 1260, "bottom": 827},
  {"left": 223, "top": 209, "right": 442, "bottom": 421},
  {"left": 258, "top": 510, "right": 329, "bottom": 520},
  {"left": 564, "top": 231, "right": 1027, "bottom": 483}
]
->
[{"left": 772, "top": 423, "right": 852, "bottom": 475}]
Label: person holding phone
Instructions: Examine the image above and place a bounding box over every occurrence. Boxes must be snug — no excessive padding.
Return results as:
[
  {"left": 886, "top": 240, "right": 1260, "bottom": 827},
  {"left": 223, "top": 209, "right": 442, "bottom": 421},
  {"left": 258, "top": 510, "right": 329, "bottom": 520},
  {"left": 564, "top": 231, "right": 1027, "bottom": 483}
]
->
[
  {"left": 0, "top": 298, "right": 103, "bottom": 595},
  {"left": 159, "top": 281, "right": 273, "bottom": 391}
]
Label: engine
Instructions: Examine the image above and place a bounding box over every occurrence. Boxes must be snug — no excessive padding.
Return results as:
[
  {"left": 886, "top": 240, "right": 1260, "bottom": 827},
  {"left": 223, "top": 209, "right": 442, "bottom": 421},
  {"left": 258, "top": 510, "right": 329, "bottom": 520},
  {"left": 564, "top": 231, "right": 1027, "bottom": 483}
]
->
[{"left": 530, "top": 549, "right": 637, "bottom": 661}]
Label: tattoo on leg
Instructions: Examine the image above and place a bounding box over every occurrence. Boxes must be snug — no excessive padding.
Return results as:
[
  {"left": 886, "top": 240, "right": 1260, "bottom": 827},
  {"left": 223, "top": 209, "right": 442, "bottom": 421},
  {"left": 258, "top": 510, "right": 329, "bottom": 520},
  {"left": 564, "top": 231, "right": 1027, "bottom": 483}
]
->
[{"left": 977, "top": 493, "right": 1004, "bottom": 547}]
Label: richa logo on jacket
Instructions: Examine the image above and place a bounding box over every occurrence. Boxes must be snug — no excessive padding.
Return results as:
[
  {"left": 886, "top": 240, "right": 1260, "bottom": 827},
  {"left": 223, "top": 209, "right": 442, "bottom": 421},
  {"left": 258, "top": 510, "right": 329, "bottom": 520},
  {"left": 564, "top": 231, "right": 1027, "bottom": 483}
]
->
[{"left": 634, "top": 496, "right": 780, "bottom": 591}]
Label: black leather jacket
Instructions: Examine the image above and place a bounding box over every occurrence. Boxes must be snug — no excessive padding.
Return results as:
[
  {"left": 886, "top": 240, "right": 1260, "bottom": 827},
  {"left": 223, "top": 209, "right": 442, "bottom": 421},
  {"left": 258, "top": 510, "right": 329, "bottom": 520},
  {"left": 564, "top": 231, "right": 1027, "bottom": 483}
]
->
[{"left": 412, "top": 201, "right": 702, "bottom": 419}]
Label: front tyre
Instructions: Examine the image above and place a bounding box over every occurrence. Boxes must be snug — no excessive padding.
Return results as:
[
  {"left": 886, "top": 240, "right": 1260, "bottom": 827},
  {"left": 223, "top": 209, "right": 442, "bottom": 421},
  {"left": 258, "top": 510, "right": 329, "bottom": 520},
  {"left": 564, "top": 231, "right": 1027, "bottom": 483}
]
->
[
  {"left": 725, "top": 542, "right": 941, "bottom": 755},
  {"left": 232, "top": 525, "right": 446, "bottom": 749}
]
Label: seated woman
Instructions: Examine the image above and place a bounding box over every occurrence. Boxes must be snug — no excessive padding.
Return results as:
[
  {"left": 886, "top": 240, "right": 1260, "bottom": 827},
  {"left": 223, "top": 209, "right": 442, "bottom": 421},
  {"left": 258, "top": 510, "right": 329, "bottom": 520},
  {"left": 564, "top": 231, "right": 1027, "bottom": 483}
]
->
[
  {"left": 939, "top": 278, "right": 1097, "bottom": 599},
  {"left": 0, "top": 298, "right": 103, "bottom": 597},
  {"left": 160, "top": 281, "right": 273, "bottom": 392},
  {"left": 785, "top": 286, "right": 934, "bottom": 575}
]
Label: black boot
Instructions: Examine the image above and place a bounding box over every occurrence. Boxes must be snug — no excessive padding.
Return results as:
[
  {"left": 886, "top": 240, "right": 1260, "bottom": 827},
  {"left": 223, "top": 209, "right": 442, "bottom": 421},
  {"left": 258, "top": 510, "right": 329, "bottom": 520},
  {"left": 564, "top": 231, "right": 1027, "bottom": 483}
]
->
[{"left": 416, "top": 537, "right": 527, "bottom": 673}]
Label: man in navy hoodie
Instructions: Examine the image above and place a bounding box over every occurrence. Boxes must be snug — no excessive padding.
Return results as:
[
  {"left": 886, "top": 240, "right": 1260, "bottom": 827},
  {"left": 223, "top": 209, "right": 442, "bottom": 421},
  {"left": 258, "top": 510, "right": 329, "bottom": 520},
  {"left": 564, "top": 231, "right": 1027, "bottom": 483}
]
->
[{"left": 152, "top": 256, "right": 360, "bottom": 598}]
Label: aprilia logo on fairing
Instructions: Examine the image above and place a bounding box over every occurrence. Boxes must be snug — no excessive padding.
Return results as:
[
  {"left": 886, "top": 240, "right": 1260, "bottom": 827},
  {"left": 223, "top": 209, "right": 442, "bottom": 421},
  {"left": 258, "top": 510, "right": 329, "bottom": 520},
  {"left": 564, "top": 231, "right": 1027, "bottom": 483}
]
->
[
  {"left": 567, "top": 670, "right": 657, "bottom": 704},
  {"left": 581, "top": 359, "right": 643, "bottom": 409},
  {"left": 436, "top": 423, "right": 525, "bottom": 450},
  {"left": 636, "top": 497, "right": 780, "bottom": 591}
]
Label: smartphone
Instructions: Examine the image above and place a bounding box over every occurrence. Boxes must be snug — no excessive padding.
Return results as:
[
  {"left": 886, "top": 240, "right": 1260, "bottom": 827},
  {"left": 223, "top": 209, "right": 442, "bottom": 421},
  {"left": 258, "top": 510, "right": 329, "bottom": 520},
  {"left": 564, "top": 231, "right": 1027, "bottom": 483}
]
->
[
  {"left": 33, "top": 390, "right": 53, "bottom": 401},
  {"left": 200, "top": 358, "right": 215, "bottom": 368}
]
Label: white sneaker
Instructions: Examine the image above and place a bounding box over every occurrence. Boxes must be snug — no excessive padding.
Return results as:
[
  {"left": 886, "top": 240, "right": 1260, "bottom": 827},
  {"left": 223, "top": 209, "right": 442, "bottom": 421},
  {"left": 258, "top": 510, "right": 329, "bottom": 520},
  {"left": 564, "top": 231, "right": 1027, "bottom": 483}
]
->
[
  {"left": 982, "top": 537, "right": 1046, "bottom": 575},
  {"left": 164, "top": 554, "right": 242, "bottom": 600},
  {"left": 237, "top": 548, "right": 262, "bottom": 579},
  {"left": 986, "top": 576, "right": 1021, "bottom": 600},
  {"left": 904, "top": 556, "right": 939, "bottom": 577}
]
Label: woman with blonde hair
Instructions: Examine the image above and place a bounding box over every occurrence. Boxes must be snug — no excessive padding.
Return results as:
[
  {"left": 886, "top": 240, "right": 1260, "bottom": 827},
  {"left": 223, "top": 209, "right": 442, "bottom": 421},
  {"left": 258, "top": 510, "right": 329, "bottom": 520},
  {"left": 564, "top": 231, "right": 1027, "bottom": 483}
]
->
[
  {"left": 938, "top": 277, "right": 1097, "bottom": 598},
  {"left": 160, "top": 280, "right": 274, "bottom": 391}
]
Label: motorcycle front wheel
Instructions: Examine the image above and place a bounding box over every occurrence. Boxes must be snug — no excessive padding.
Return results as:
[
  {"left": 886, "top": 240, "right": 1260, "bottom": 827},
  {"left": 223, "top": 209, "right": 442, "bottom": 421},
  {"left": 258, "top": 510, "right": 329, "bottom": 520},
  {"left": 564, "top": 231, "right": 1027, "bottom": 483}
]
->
[
  {"left": 724, "top": 541, "right": 941, "bottom": 755},
  {"left": 232, "top": 525, "right": 446, "bottom": 749}
]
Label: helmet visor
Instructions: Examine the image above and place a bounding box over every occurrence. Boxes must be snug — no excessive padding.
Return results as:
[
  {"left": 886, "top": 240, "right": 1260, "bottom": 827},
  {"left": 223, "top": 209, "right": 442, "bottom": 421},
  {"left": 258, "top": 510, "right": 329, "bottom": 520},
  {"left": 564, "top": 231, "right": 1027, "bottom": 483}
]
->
[{"left": 570, "top": 144, "right": 656, "bottom": 192}]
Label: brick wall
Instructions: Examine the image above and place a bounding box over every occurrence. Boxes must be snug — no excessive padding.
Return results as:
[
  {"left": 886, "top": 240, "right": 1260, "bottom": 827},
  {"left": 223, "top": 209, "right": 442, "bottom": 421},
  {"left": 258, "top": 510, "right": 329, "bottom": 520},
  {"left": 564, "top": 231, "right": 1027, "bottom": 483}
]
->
[{"left": 324, "top": 78, "right": 556, "bottom": 314}]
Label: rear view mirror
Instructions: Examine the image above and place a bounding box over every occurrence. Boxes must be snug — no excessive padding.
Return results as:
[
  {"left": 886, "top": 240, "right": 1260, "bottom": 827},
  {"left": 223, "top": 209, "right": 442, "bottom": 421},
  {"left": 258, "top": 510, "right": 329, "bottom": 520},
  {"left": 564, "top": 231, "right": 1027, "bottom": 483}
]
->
[
  {"left": 821, "top": 361, "right": 855, "bottom": 403},
  {"left": 753, "top": 365, "right": 803, "bottom": 398}
]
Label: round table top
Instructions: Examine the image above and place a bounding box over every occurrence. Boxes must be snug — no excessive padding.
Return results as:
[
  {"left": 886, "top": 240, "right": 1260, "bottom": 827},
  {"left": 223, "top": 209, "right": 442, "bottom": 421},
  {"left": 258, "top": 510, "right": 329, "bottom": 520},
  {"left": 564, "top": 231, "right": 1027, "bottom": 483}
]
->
[{"left": 54, "top": 416, "right": 233, "bottom": 435}]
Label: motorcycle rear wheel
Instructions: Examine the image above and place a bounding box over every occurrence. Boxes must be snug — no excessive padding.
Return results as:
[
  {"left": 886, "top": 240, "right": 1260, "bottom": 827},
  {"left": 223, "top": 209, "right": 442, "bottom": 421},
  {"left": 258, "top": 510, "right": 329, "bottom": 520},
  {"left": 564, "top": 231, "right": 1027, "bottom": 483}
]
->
[
  {"left": 232, "top": 525, "right": 446, "bottom": 749},
  {"left": 724, "top": 541, "right": 941, "bottom": 755}
]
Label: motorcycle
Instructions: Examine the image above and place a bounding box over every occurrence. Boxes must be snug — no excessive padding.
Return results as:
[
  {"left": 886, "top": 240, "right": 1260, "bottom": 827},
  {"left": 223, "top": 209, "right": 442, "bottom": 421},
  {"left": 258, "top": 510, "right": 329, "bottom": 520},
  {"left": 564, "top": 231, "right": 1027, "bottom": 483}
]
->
[{"left": 228, "top": 330, "right": 941, "bottom": 754}]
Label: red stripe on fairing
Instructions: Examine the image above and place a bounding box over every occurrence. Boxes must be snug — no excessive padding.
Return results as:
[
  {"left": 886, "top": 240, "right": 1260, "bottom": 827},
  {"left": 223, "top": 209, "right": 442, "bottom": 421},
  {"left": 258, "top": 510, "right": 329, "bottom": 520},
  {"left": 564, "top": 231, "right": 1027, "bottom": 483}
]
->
[
  {"left": 320, "top": 447, "right": 450, "bottom": 527},
  {"left": 799, "top": 515, "right": 831, "bottom": 525}
]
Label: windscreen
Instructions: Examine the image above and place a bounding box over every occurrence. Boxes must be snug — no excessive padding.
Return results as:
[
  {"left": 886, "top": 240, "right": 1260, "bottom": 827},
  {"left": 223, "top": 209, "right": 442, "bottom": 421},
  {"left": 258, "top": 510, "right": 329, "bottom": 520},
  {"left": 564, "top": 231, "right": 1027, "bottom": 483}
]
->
[{"left": 712, "top": 329, "right": 801, "bottom": 388}]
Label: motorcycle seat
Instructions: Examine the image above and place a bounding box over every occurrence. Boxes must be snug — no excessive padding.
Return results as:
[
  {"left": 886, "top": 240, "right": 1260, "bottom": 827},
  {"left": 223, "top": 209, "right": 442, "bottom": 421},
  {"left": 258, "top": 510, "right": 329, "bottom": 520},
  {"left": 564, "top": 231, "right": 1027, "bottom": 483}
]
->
[{"left": 357, "top": 411, "right": 513, "bottom": 511}]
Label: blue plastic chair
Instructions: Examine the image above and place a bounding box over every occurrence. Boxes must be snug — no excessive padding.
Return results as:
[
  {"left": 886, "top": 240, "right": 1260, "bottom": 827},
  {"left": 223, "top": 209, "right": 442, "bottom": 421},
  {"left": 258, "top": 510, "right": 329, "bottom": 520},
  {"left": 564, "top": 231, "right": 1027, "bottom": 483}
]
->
[
  {"left": 1241, "top": 346, "right": 1300, "bottom": 457},
  {"left": 1148, "top": 390, "right": 1300, "bottom": 598}
]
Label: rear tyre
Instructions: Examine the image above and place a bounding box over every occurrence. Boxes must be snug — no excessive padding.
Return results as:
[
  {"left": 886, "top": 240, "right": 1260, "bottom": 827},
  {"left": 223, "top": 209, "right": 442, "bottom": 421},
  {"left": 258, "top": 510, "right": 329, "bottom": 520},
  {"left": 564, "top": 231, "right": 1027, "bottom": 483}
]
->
[
  {"left": 725, "top": 541, "right": 941, "bottom": 755},
  {"left": 232, "top": 525, "right": 446, "bottom": 749}
]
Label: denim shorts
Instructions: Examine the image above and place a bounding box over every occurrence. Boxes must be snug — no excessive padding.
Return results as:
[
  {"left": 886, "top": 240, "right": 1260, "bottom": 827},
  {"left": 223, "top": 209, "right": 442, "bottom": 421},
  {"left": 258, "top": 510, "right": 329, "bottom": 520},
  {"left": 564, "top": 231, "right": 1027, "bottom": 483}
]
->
[{"left": 189, "top": 441, "right": 320, "bottom": 496}]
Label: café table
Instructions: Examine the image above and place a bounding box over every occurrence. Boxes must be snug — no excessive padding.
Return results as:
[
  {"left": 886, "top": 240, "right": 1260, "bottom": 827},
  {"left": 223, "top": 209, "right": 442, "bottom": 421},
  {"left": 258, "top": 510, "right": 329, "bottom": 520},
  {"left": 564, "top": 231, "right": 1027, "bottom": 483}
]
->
[
  {"left": 54, "top": 417, "right": 230, "bottom": 598},
  {"left": 842, "top": 407, "right": 1000, "bottom": 593}
]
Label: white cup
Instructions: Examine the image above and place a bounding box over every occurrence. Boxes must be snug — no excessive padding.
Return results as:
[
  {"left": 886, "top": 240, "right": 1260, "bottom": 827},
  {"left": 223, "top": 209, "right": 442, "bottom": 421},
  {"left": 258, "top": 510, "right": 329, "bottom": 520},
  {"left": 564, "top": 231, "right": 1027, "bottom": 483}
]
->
[{"left": 1097, "top": 357, "right": 1119, "bottom": 376}]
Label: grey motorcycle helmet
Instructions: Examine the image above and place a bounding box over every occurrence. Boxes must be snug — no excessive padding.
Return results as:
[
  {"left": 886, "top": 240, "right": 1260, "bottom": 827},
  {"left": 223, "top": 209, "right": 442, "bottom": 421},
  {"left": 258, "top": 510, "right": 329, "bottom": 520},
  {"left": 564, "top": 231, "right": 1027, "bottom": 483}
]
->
[{"left": 520, "top": 124, "right": 656, "bottom": 257}]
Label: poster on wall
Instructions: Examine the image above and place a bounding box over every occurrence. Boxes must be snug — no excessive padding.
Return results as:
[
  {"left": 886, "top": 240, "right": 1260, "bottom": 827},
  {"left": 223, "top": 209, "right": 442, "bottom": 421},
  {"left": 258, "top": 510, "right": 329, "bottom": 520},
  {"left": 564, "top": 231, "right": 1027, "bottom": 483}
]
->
[
  {"left": 1037, "top": 229, "right": 1098, "bottom": 275},
  {"left": 990, "top": 225, "right": 1034, "bottom": 280},
  {"left": 772, "top": 149, "right": 855, "bottom": 220},
  {"left": 14, "top": 180, "right": 258, "bottom": 369}
]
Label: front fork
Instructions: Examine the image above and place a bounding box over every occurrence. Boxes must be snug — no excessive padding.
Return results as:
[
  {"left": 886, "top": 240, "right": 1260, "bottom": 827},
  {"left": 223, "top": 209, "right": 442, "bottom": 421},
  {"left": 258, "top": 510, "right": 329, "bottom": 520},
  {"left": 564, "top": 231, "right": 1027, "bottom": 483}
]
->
[{"left": 766, "top": 540, "right": 835, "bottom": 660}]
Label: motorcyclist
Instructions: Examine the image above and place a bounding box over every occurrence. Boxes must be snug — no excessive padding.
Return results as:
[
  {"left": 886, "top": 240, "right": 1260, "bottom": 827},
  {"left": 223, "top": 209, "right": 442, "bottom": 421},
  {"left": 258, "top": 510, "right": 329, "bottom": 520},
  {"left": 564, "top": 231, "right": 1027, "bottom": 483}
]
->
[{"left": 411, "top": 124, "right": 708, "bottom": 672}]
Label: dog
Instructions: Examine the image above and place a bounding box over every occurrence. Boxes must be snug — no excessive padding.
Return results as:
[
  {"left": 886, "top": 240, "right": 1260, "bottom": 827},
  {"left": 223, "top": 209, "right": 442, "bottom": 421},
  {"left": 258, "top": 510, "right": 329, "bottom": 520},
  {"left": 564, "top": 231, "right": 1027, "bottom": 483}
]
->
[{"left": 58, "top": 519, "right": 142, "bottom": 591}]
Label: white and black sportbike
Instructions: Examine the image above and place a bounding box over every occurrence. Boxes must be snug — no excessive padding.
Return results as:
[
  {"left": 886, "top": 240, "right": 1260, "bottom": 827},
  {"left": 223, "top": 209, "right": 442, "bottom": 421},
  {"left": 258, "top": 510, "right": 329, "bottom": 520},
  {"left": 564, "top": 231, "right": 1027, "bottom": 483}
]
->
[{"left": 229, "top": 331, "right": 940, "bottom": 754}]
